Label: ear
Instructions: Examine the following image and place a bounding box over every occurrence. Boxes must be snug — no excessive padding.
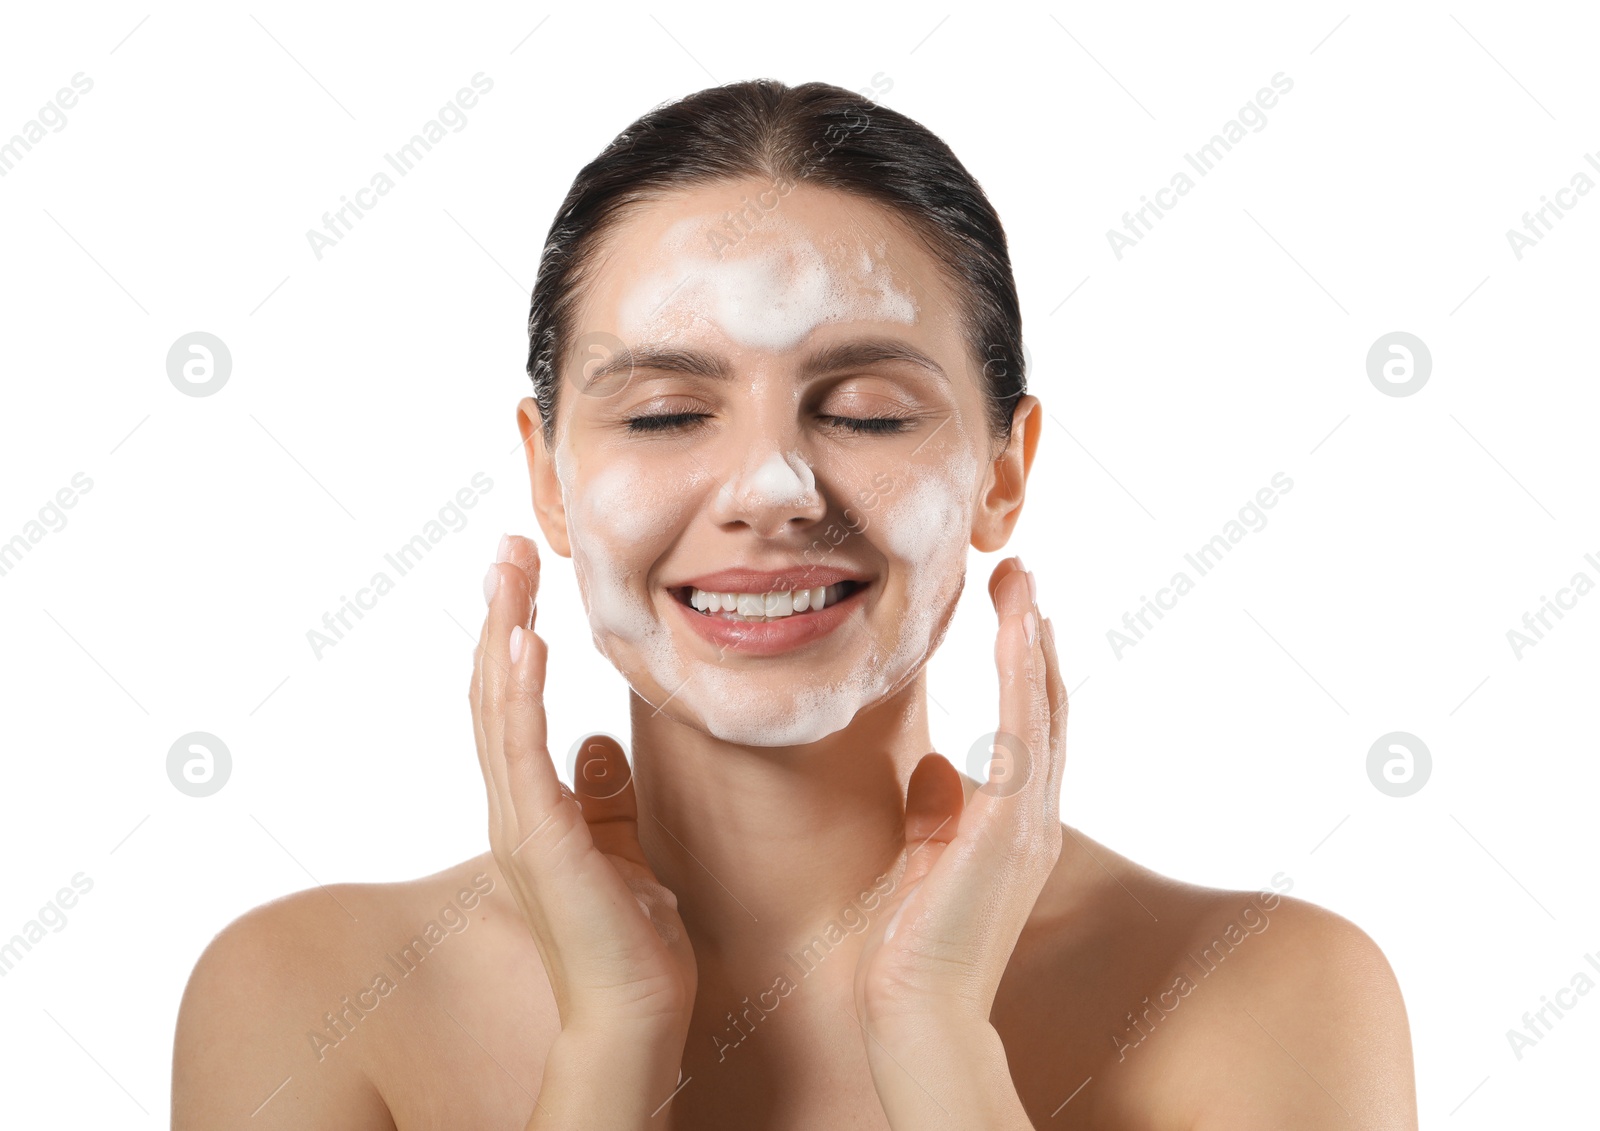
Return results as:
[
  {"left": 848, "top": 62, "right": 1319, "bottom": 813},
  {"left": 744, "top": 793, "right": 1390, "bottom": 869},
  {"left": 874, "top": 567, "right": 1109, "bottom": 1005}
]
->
[
  {"left": 971, "top": 394, "right": 1041, "bottom": 554},
  {"left": 518, "top": 397, "right": 572, "bottom": 558}
]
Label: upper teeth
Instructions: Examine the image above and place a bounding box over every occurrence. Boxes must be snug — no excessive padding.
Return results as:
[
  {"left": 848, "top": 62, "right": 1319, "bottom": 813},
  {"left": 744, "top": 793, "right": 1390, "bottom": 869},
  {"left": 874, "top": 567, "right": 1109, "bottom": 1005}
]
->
[{"left": 688, "top": 583, "right": 848, "bottom": 619}]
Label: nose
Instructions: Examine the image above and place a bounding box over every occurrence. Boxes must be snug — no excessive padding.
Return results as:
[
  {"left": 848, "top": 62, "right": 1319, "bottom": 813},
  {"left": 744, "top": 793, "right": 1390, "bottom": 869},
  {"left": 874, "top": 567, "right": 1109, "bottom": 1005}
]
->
[{"left": 711, "top": 449, "right": 827, "bottom": 538}]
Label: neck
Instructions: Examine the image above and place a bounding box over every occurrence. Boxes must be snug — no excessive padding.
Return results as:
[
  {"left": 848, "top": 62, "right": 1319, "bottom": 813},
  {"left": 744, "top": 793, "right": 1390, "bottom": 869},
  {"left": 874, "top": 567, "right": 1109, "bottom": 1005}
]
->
[{"left": 629, "top": 675, "right": 934, "bottom": 973}]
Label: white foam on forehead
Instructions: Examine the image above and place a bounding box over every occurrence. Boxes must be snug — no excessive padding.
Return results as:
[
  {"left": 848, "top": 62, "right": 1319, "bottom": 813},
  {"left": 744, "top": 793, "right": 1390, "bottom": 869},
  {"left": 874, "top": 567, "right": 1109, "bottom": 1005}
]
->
[{"left": 616, "top": 214, "right": 918, "bottom": 352}]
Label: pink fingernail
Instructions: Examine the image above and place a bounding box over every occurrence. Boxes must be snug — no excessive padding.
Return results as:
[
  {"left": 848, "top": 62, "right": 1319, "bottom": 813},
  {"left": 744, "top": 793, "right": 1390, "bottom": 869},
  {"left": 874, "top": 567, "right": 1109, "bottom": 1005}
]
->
[
  {"left": 1025, "top": 569, "right": 1037, "bottom": 604},
  {"left": 483, "top": 564, "right": 500, "bottom": 606},
  {"left": 496, "top": 533, "right": 513, "bottom": 563},
  {"left": 1023, "top": 611, "right": 1037, "bottom": 646},
  {"left": 509, "top": 624, "right": 525, "bottom": 664}
]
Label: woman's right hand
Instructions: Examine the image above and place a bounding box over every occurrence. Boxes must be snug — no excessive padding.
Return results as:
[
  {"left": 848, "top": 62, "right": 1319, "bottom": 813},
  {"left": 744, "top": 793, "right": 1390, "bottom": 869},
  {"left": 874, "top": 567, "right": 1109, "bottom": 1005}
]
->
[{"left": 471, "top": 533, "right": 698, "bottom": 1045}]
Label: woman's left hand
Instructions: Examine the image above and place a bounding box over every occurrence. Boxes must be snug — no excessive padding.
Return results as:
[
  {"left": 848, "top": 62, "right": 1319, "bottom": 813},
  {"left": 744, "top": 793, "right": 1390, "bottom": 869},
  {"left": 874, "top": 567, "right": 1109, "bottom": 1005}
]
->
[{"left": 851, "top": 556, "right": 1065, "bottom": 1128}]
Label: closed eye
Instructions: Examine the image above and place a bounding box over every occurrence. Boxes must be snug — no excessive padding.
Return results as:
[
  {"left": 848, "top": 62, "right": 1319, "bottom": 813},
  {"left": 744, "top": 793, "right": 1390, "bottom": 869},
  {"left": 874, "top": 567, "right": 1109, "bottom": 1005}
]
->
[
  {"left": 817, "top": 414, "right": 915, "bottom": 434},
  {"left": 625, "top": 411, "right": 709, "bottom": 433},
  {"left": 624, "top": 412, "right": 917, "bottom": 435}
]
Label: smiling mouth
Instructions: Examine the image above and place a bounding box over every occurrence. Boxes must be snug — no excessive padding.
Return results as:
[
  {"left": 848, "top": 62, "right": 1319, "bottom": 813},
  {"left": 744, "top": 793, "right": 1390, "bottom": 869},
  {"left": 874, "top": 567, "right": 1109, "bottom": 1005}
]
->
[{"left": 672, "top": 580, "right": 868, "bottom": 623}]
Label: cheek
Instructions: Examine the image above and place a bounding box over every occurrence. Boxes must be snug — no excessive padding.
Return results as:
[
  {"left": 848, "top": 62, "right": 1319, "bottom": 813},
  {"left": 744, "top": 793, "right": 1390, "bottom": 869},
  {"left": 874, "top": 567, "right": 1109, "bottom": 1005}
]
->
[
  {"left": 570, "top": 456, "right": 710, "bottom": 551},
  {"left": 877, "top": 466, "right": 976, "bottom": 572},
  {"left": 582, "top": 459, "right": 691, "bottom": 544},
  {"left": 565, "top": 456, "right": 708, "bottom": 637},
  {"left": 873, "top": 462, "right": 979, "bottom": 652}
]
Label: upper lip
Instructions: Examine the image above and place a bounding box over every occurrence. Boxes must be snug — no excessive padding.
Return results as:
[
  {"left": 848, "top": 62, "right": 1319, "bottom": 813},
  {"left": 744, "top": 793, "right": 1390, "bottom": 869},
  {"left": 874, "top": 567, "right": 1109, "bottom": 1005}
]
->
[{"left": 670, "top": 565, "right": 871, "bottom": 594}]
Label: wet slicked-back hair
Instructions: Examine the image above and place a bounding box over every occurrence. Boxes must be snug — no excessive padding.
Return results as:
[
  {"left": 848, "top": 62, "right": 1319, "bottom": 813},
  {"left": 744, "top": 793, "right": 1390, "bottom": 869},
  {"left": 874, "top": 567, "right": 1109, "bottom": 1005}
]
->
[{"left": 525, "top": 79, "right": 1024, "bottom": 449}]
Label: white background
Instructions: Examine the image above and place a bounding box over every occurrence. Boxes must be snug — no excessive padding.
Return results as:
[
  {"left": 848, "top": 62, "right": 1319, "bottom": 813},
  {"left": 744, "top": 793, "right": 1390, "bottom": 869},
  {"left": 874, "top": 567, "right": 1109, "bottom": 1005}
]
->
[{"left": 0, "top": 1, "right": 1595, "bottom": 1125}]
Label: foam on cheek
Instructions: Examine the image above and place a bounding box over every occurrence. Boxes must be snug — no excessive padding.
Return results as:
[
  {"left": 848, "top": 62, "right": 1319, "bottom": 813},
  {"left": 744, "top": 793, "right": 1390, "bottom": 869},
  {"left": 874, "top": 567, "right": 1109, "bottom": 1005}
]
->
[
  {"left": 870, "top": 460, "right": 978, "bottom": 681},
  {"left": 587, "top": 460, "right": 681, "bottom": 543},
  {"left": 558, "top": 449, "right": 698, "bottom": 699},
  {"left": 881, "top": 477, "right": 944, "bottom": 562}
]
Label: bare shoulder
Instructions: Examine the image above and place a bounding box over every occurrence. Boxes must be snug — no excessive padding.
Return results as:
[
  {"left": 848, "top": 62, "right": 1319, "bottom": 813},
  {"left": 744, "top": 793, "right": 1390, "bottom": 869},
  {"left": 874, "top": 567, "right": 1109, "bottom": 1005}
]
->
[
  {"left": 172, "top": 855, "right": 547, "bottom": 1130},
  {"left": 996, "top": 827, "right": 1417, "bottom": 1131}
]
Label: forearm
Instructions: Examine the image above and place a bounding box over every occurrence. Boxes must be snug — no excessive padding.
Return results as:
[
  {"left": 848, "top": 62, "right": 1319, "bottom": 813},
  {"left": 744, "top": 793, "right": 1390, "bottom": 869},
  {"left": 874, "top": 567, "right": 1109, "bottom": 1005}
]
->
[
  {"left": 862, "top": 1015, "right": 1034, "bottom": 1131},
  {"left": 524, "top": 1025, "right": 688, "bottom": 1131}
]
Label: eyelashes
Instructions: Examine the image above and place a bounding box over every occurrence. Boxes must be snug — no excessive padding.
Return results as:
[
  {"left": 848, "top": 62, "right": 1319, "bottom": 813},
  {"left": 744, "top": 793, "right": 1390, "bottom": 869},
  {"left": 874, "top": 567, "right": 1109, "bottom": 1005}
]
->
[
  {"left": 624, "top": 412, "right": 916, "bottom": 436},
  {"left": 820, "top": 414, "right": 915, "bottom": 435},
  {"left": 623, "top": 411, "right": 709, "bottom": 434}
]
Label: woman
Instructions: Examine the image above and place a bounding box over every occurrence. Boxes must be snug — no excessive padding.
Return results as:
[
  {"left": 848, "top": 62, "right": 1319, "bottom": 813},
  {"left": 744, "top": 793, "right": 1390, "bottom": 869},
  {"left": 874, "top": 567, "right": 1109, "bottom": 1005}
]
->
[{"left": 173, "top": 80, "right": 1417, "bottom": 1129}]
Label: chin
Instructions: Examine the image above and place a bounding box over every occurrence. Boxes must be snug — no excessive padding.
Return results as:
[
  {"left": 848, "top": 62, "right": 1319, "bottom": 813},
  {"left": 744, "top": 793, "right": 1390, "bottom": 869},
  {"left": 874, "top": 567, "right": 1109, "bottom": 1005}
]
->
[{"left": 616, "top": 585, "right": 962, "bottom": 750}]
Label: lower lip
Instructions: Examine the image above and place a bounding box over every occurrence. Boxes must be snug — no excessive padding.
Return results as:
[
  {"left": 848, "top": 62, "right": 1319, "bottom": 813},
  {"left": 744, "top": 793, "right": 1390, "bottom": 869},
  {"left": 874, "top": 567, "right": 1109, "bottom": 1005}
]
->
[{"left": 671, "top": 584, "right": 869, "bottom": 656}]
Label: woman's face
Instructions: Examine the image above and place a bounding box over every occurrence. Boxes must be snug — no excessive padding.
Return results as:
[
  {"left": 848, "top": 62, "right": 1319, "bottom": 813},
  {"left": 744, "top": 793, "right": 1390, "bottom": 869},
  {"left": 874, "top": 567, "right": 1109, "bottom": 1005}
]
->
[{"left": 533, "top": 177, "right": 1014, "bottom": 747}]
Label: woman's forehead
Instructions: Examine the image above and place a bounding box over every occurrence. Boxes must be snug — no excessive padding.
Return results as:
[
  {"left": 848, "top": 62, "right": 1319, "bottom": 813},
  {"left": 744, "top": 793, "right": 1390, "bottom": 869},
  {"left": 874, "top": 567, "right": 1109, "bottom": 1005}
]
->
[{"left": 575, "top": 180, "right": 957, "bottom": 352}]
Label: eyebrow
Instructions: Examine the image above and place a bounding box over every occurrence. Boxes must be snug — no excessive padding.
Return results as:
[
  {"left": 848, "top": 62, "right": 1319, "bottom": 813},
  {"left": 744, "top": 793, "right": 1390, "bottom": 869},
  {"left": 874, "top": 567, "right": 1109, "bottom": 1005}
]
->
[{"left": 584, "top": 336, "right": 949, "bottom": 386}]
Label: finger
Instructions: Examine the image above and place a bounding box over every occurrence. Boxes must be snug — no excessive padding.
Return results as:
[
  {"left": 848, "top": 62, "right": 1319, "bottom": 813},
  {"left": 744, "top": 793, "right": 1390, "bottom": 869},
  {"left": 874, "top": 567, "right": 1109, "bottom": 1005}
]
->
[
  {"left": 997, "top": 557, "right": 1066, "bottom": 826},
  {"left": 470, "top": 588, "right": 505, "bottom": 844},
  {"left": 986, "top": 556, "right": 1026, "bottom": 608},
  {"left": 476, "top": 534, "right": 541, "bottom": 837},
  {"left": 968, "top": 567, "right": 1050, "bottom": 860},
  {"left": 498, "top": 533, "right": 543, "bottom": 631},
  {"left": 901, "top": 753, "right": 964, "bottom": 891},
  {"left": 1036, "top": 613, "right": 1068, "bottom": 825},
  {"left": 480, "top": 552, "right": 537, "bottom": 810},
  {"left": 569, "top": 733, "right": 650, "bottom": 868},
  {"left": 480, "top": 552, "right": 538, "bottom": 856},
  {"left": 501, "top": 619, "right": 574, "bottom": 843}
]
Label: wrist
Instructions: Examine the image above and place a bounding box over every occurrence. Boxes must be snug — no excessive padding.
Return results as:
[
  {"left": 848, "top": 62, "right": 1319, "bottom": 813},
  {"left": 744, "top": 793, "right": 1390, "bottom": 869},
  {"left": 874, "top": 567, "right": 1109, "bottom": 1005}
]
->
[
  {"left": 859, "top": 1016, "right": 1034, "bottom": 1130},
  {"left": 531, "top": 1024, "right": 689, "bottom": 1129},
  {"left": 861, "top": 1007, "right": 996, "bottom": 1063},
  {"left": 558, "top": 1017, "right": 689, "bottom": 1084},
  {"left": 860, "top": 998, "right": 989, "bottom": 1047}
]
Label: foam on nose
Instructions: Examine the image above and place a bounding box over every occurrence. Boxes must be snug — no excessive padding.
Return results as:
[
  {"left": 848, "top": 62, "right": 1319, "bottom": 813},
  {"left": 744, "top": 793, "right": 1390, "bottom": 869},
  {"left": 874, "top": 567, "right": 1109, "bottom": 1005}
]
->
[{"left": 720, "top": 449, "right": 817, "bottom": 510}]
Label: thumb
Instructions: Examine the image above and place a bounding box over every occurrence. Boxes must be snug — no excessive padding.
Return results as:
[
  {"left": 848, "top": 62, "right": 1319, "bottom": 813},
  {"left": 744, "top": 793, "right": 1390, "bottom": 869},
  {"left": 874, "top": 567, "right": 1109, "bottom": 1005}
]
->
[
  {"left": 570, "top": 733, "right": 646, "bottom": 866},
  {"left": 900, "top": 753, "right": 964, "bottom": 891}
]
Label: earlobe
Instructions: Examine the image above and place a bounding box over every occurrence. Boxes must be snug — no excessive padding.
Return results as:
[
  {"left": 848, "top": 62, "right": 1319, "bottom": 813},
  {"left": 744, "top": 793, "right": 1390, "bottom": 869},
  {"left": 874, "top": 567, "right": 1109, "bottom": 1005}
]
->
[
  {"left": 518, "top": 397, "right": 572, "bottom": 558},
  {"left": 970, "top": 395, "right": 1041, "bottom": 554}
]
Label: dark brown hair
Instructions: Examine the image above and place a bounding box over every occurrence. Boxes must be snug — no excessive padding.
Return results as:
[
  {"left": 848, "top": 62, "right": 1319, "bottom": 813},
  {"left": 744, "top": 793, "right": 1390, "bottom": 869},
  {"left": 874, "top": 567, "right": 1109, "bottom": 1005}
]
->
[{"left": 525, "top": 79, "right": 1024, "bottom": 448}]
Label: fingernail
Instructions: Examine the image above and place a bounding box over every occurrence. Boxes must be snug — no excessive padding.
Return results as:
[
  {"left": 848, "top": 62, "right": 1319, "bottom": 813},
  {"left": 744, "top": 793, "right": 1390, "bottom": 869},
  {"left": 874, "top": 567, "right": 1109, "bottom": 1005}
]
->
[
  {"left": 1023, "top": 611, "right": 1037, "bottom": 646},
  {"left": 509, "top": 624, "right": 524, "bottom": 664},
  {"left": 1025, "top": 569, "right": 1037, "bottom": 604},
  {"left": 1043, "top": 616, "right": 1055, "bottom": 645},
  {"left": 496, "top": 533, "right": 513, "bottom": 563},
  {"left": 483, "top": 564, "right": 500, "bottom": 606}
]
